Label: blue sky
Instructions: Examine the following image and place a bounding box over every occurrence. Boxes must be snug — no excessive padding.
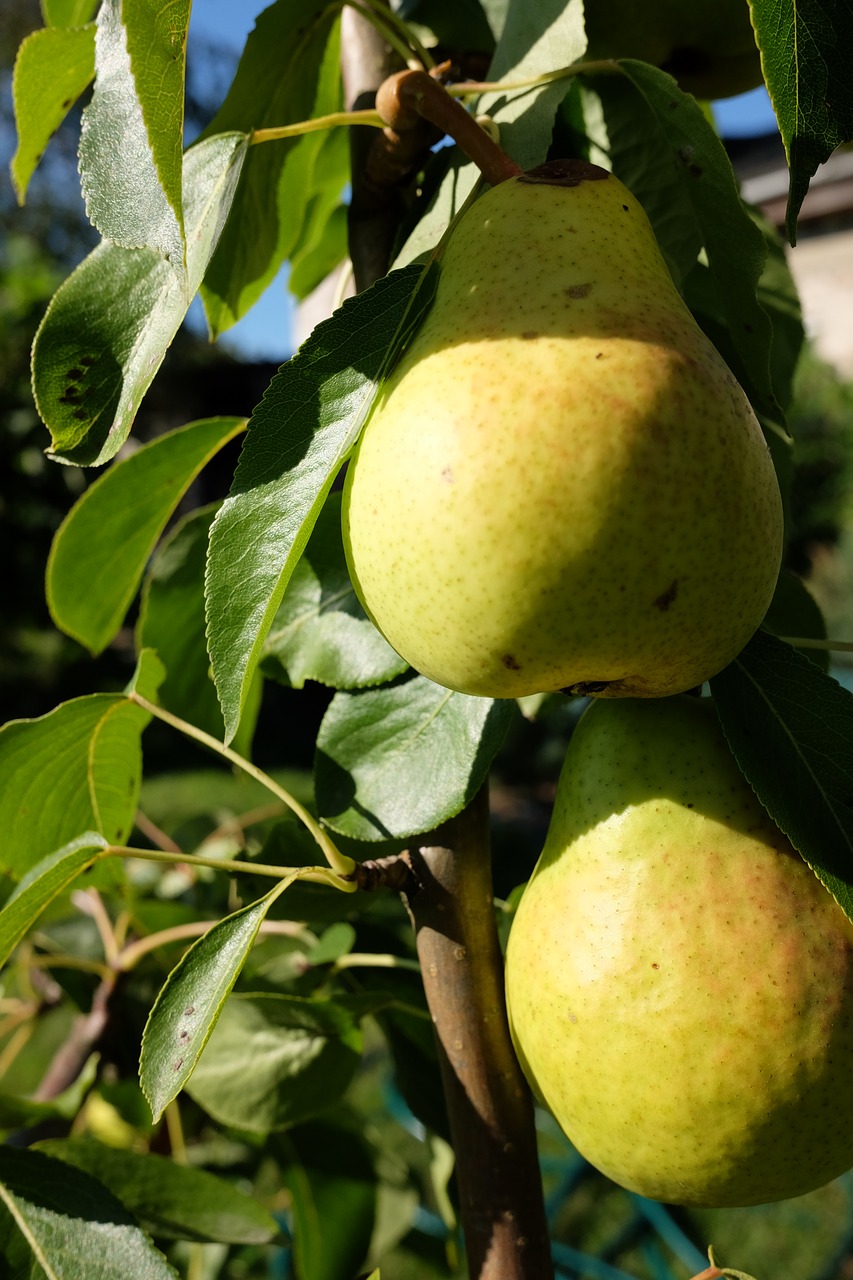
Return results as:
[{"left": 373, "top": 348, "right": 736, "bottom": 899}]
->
[{"left": 186, "top": 3, "right": 779, "bottom": 362}]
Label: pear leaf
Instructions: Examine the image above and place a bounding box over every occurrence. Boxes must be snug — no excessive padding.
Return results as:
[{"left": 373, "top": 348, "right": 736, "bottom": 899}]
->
[
  {"left": 261, "top": 491, "right": 408, "bottom": 691},
  {"left": 32, "top": 131, "right": 247, "bottom": 466},
  {"left": 749, "top": 0, "right": 853, "bottom": 242},
  {"left": 184, "top": 993, "right": 363, "bottom": 1133},
  {"left": 206, "top": 262, "right": 436, "bottom": 743},
  {"left": 48, "top": 417, "right": 245, "bottom": 652},
  {"left": 10, "top": 24, "right": 95, "bottom": 203},
  {"left": 0, "top": 651, "right": 163, "bottom": 878},
  {"left": 34, "top": 1138, "right": 279, "bottom": 1245},
  {"left": 315, "top": 677, "right": 513, "bottom": 841},
  {"left": 0, "top": 835, "right": 109, "bottom": 967},
  {"left": 0, "top": 1146, "right": 179, "bottom": 1279},
  {"left": 711, "top": 628, "right": 853, "bottom": 920},
  {"left": 80, "top": 0, "right": 189, "bottom": 273},
  {"left": 140, "top": 876, "right": 298, "bottom": 1121}
]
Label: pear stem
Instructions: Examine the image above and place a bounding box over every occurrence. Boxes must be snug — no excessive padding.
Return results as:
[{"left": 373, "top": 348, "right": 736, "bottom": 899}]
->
[
  {"left": 376, "top": 68, "right": 522, "bottom": 186},
  {"left": 403, "top": 787, "right": 554, "bottom": 1280}
]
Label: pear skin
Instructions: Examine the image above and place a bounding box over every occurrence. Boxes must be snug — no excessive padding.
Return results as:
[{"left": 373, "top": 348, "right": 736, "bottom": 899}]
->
[
  {"left": 505, "top": 696, "right": 853, "bottom": 1207},
  {"left": 343, "top": 161, "right": 782, "bottom": 700}
]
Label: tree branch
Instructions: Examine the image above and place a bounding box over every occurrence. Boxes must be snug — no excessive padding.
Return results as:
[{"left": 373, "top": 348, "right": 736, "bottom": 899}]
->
[{"left": 404, "top": 788, "right": 554, "bottom": 1280}]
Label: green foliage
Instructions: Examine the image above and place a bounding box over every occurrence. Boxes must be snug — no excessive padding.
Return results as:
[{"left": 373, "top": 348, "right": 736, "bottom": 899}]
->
[{"left": 4, "top": 1, "right": 853, "bottom": 1277}]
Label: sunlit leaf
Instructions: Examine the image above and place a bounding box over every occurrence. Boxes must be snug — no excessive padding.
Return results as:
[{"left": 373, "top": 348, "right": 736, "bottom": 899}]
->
[
  {"left": 207, "top": 262, "right": 434, "bottom": 742},
  {"left": 140, "top": 877, "right": 296, "bottom": 1121},
  {"left": 48, "top": 417, "right": 244, "bottom": 651},
  {"left": 80, "top": 0, "right": 189, "bottom": 273},
  {"left": 11, "top": 24, "right": 95, "bottom": 203},
  {"left": 32, "top": 132, "right": 247, "bottom": 466},
  {"left": 0, "top": 651, "right": 163, "bottom": 878},
  {"left": 0, "top": 835, "right": 108, "bottom": 967}
]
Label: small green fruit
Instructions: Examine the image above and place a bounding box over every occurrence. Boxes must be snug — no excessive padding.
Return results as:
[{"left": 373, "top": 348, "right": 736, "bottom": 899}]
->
[
  {"left": 583, "top": 0, "right": 763, "bottom": 100},
  {"left": 343, "top": 162, "right": 782, "bottom": 700},
  {"left": 505, "top": 696, "right": 853, "bottom": 1207}
]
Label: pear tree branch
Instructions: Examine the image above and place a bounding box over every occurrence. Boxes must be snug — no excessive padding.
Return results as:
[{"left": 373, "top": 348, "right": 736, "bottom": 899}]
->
[{"left": 404, "top": 790, "right": 554, "bottom": 1280}]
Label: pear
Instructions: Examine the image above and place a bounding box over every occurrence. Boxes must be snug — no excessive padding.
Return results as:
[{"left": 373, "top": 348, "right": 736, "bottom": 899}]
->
[
  {"left": 584, "top": 0, "right": 763, "bottom": 100},
  {"left": 505, "top": 695, "right": 853, "bottom": 1207},
  {"left": 343, "top": 161, "right": 782, "bottom": 700}
]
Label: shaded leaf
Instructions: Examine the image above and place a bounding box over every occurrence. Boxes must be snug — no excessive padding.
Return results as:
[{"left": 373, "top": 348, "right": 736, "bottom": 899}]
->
[
  {"left": 617, "top": 60, "right": 777, "bottom": 426},
  {"left": 80, "top": 0, "right": 188, "bottom": 273},
  {"left": 186, "top": 993, "right": 363, "bottom": 1132},
  {"left": 0, "top": 835, "right": 108, "bottom": 967},
  {"left": 261, "top": 491, "right": 408, "bottom": 691},
  {"left": 137, "top": 506, "right": 229, "bottom": 739},
  {"left": 279, "top": 1120, "right": 377, "bottom": 1280},
  {"left": 750, "top": 0, "right": 853, "bottom": 241},
  {"left": 140, "top": 876, "right": 296, "bottom": 1122},
  {"left": 48, "top": 417, "right": 245, "bottom": 652},
  {"left": 199, "top": 1, "right": 342, "bottom": 336},
  {"left": 207, "top": 262, "right": 435, "bottom": 742},
  {"left": 0, "top": 1058, "right": 98, "bottom": 1132},
  {"left": 763, "top": 570, "right": 828, "bottom": 670},
  {"left": 35, "top": 1137, "right": 279, "bottom": 1245},
  {"left": 32, "top": 131, "right": 247, "bottom": 466},
  {"left": 315, "top": 676, "right": 513, "bottom": 841},
  {"left": 11, "top": 24, "right": 95, "bottom": 204},
  {"left": 0, "top": 1146, "right": 178, "bottom": 1279},
  {"left": 711, "top": 629, "right": 853, "bottom": 920},
  {"left": 0, "top": 652, "right": 163, "bottom": 878}
]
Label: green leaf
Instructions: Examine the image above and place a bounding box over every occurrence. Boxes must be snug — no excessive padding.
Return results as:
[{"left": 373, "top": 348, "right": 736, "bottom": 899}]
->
[
  {"left": 34, "top": 1137, "right": 280, "bottom": 1245},
  {"left": 0, "top": 653, "right": 163, "bottom": 878},
  {"left": 750, "top": 0, "right": 853, "bottom": 242},
  {"left": 140, "top": 878, "right": 295, "bottom": 1122},
  {"left": 199, "top": 2, "right": 342, "bottom": 337},
  {"left": 0, "top": 835, "right": 108, "bottom": 967},
  {"left": 288, "top": 125, "right": 350, "bottom": 301},
  {"left": 261, "top": 491, "right": 408, "bottom": 691},
  {"left": 561, "top": 76, "right": 702, "bottom": 289},
  {"left": 315, "top": 676, "right": 513, "bottom": 841},
  {"left": 42, "top": 0, "right": 100, "bottom": 24},
  {"left": 0, "top": 1146, "right": 179, "bottom": 1280},
  {"left": 398, "top": 0, "right": 586, "bottom": 265},
  {"left": 80, "top": 0, "right": 188, "bottom": 274},
  {"left": 32, "top": 132, "right": 248, "bottom": 466},
  {"left": 48, "top": 417, "right": 245, "bottom": 652},
  {"left": 482, "top": 0, "right": 586, "bottom": 167},
  {"left": 137, "top": 506, "right": 227, "bottom": 739},
  {"left": 207, "top": 262, "right": 435, "bottom": 742},
  {"left": 711, "top": 629, "right": 853, "bottom": 921},
  {"left": 617, "top": 60, "right": 777, "bottom": 426},
  {"left": 763, "top": 570, "right": 828, "bottom": 670},
  {"left": 279, "top": 1120, "right": 377, "bottom": 1280},
  {"left": 290, "top": 204, "right": 348, "bottom": 302},
  {"left": 10, "top": 25, "right": 96, "bottom": 204},
  {"left": 185, "top": 993, "right": 363, "bottom": 1132}
]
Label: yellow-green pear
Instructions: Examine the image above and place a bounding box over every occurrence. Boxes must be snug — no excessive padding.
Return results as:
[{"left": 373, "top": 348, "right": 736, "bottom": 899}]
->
[
  {"left": 343, "top": 161, "right": 782, "bottom": 700},
  {"left": 505, "top": 696, "right": 853, "bottom": 1207},
  {"left": 584, "top": 0, "right": 763, "bottom": 100}
]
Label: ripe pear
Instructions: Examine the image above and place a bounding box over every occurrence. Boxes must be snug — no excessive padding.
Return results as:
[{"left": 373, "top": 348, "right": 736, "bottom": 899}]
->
[
  {"left": 584, "top": 0, "right": 763, "bottom": 100},
  {"left": 505, "top": 695, "right": 853, "bottom": 1207},
  {"left": 342, "top": 161, "right": 782, "bottom": 700}
]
